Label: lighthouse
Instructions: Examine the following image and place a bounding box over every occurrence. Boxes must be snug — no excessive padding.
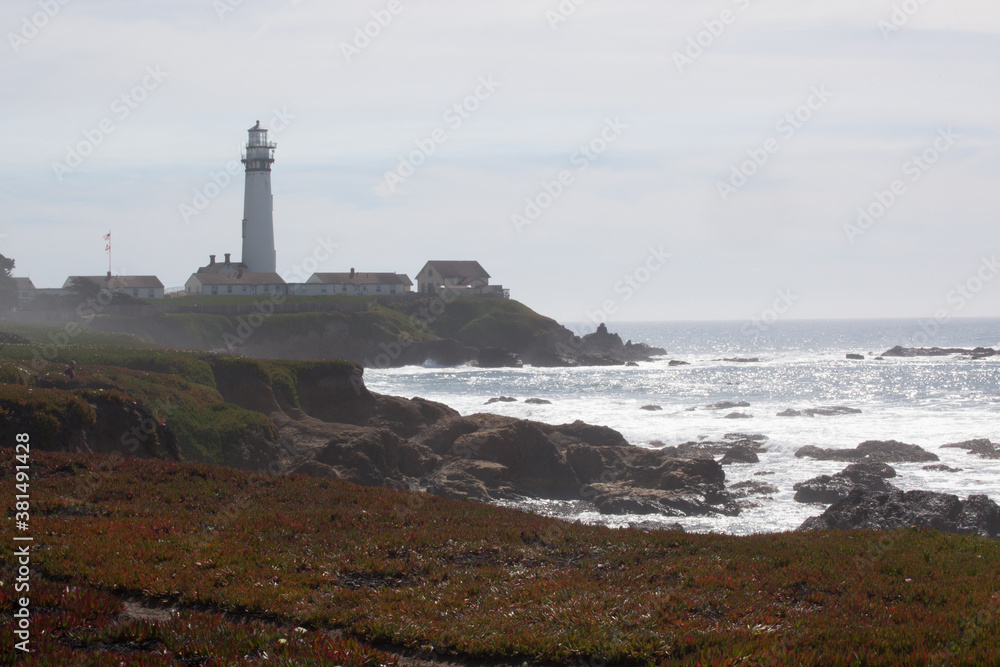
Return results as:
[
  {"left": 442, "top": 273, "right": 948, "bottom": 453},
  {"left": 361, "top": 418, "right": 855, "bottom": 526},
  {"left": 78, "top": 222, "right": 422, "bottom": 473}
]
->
[{"left": 241, "top": 121, "right": 277, "bottom": 273}]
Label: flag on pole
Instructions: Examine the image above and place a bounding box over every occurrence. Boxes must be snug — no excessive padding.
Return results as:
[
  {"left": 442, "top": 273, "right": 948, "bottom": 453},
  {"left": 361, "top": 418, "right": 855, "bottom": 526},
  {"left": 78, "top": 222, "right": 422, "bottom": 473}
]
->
[
  {"left": 106, "top": 245, "right": 111, "bottom": 252},
  {"left": 103, "top": 232, "right": 111, "bottom": 240}
]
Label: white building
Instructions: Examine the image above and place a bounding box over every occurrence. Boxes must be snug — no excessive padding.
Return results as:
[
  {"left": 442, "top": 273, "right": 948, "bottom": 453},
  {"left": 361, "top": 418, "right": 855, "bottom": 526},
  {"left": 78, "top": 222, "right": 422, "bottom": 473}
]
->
[
  {"left": 64, "top": 275, "right": 165, "bottom": 299},
  {"left": 184, "top": 272, "right": 287, "bottom": 297},
  {"left": 302, "top": 270, "right": 413, "bottom": 297},
  {"left": 415, "top": 261, "right": 507, "bottom": 298},
  {"left": 241, "top": 121, "right": 277, "bottom": 273}
]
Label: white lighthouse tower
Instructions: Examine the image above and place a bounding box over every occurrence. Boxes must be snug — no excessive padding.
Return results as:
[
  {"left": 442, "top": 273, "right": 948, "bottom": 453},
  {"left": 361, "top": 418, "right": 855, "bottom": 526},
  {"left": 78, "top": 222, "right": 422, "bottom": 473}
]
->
[{"left": 241, "top": 121, "right": 277, "bottom": 273}]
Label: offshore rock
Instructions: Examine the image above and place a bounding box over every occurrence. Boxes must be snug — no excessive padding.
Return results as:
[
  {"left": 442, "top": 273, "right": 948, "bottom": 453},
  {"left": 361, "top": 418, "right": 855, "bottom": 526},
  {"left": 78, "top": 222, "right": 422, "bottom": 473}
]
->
[
  {"left": 778, "top": 406, "right": 862, "bottom": 417},
  {"left": 941, "top": 438, "right": 1000, "bottom": 460},
  {"left": 795, "top": 440, "right": 938, "bottom": 463},
  {"left": 477, "top": 347, "right": 523, "bottom": 369}
]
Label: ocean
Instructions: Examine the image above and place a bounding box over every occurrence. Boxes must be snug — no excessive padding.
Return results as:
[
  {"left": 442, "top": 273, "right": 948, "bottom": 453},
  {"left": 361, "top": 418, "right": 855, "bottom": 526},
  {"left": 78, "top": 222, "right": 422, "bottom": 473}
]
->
[{"left": 364, "top": 318, "right": 1000, "bottom": 535}]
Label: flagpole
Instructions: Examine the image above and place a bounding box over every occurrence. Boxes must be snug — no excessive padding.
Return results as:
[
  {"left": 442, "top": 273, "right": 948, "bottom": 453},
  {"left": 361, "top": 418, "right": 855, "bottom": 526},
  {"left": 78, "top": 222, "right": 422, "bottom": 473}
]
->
[{"left": 105, "top": 231, "right": 112, "bottom": 276}]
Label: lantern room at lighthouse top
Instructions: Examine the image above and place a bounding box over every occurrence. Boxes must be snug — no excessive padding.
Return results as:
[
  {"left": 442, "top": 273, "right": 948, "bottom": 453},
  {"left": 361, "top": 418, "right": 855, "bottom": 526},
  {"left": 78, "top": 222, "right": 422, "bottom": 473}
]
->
[{"left": 242, "top": 121, "right": 276, "bottom": 171}]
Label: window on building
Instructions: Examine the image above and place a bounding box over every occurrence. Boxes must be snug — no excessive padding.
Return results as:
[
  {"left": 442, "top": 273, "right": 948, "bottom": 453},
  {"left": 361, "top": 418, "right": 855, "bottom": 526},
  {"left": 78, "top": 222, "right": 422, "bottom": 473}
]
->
[
  {"left": 148, "top": 290, "right": 154, "bottom": 298},
  {"left": 263, "top": 285, "right": 270, "bottom": 293},
  {"left": 227, "top": 285, "right": 233, "bottom": 294},
  {"left": 376, "top": 285, "right": 382, "bottom": 293},
  {"left": 132, "top": 289, "right": 139, "bottom": 297},
  {"left": 342, "top": 286, "right": 347, "bottom": 293},
  {"left": 321, "top": 286, "right": 327, "bottom": 293},
  {"left": 390, "top": 285, "right": 396, "bottom": 294},
  {"left": 211, "top": 286, "right": 218, "bottom": 295},
  {"left": 428, "top": 268, "right": 434, "bottom": 277}
]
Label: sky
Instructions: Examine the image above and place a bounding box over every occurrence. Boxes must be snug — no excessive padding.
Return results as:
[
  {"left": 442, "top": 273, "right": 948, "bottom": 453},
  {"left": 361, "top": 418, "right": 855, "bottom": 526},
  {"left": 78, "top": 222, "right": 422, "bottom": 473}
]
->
[{"left": 1, "top": 0, "right": 998, "bottom": 323}]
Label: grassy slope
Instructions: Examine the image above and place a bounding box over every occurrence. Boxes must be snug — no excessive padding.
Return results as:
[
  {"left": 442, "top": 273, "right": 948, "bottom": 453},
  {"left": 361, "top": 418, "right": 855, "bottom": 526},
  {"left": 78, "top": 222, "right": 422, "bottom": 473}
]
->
[
  {"left": 420, "top": 298, "right": 563, "bottom": 349},
  {"left": 37, "top": 297, "right": 561, "bottom": 352},
  {"left": 2, "top": 448, "right": 999, "bottom": 665},
  {"left": 0, "top": 329, "right": 352, "bottom": 466}
]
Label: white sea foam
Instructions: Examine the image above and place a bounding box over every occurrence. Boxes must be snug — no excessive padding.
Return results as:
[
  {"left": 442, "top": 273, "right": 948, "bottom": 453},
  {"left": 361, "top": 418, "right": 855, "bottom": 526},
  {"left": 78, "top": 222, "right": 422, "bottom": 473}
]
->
[{"left": 364, "top": 319, "right": 1000, "bottom": 535}]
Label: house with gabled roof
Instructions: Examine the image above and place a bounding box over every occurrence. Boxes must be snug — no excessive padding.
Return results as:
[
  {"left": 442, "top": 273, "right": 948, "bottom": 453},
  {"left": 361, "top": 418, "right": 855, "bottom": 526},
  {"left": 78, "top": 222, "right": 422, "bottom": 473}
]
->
[
  {"left": 64, "top": 275, "right": 165, "bottom": 299},
  {"left": 13, "top": 277, "right": 36, "bottom": 300},
  {"left": 300, "top": 270, "right": 412, "bottom": 297},
  {"left": 415, "top": 261, "right": 507, "bottom": 298},
  {"left": 184, "top": 271, "right": 286, "bottom": 297}
]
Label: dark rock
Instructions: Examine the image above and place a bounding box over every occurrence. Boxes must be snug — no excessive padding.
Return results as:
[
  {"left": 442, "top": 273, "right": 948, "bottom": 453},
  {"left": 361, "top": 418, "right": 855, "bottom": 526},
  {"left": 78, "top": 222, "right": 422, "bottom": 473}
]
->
[
  {"left": 449, "top": 419, "right": 581, "bottom": 500},
  {"left": 543, "top": 420, "right": 631, "bottom": 449},
  {"left": 941, "top": 438, "right": 1000, "bottom": 459},
  {"left": 723, "top": 358, "right": 760, "bottom": 363},
  {"left": 485, "top": 396, "right": 518, "bottom": 405},
  {"left": 641, "top": 405, "right": 663, "bottom": 412},
  {"left": 795, "top": 440, "right": 938, "bottom": 463},
  {"left": 778, "top": 406, "right": 862, "bottom": 417},
  {"left": 720, "top": 446, "right": 759, "bottom": 465},
  {"left": 409, "top": 416, "right": 480, "bottom": 455},
  {"left": 677, "top": 439, "right": 765, "bottom": 458},
  {"left": 625, "top": 361, "right": 639, "bottom": 367},
  {"left": 724, "top": 433, "right": 768, "bottom": 442},
  {"left": 705, "top": 401, "right": 750, "bottom": 411},
  {"left": 924, "top": 464, "right": 963, "bottom": 473},
  {"left": 524, "top": 398, "right": 552, "bottom": 405},
  {"left": 793, "top": 462, "right": 897, "bottom": 505},
  {"left": 426, "top": 460, "right": 508, "bottom": 500},
  {"left": 586, "top": 483, "right": 739, "bottom": 517},
  {"left": 578, "top": 323, "right": 667, "bottom": 363},
  {"left": 881, "top": 345, "right": 997, "bottom": 359},
  {"left": 477, "top": 347, "right": 523, "bottom": 369},
  {"left": 397, "top": 441, "right": 441, "bottom": 478},
  {"left": 841, "top": 461, "right": 897, "bottom": 479},
  {"left": 521, "top": 349, "right": 580, "bottom": 368},
  {"left": 846, "top": 354, "right": 865, "bottom": 360},
  {"left": 799, "top": 489, "right": 1000, "bottom": 538},
  {"left": 313, "top": 426, "right": 404, "bottom": 488},
  {"left": 724, "top": 412, "right": 752, "bottom": 420},
  {"left": 754, "top": 471, "right": 776, "bottom": 476},
  {"left": 668, "top": 360, "right": 690, "bottom": 367}
]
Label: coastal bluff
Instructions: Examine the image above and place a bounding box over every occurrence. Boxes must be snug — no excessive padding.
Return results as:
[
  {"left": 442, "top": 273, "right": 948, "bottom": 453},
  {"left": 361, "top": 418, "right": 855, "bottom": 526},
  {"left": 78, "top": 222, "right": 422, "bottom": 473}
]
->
[{"left": 54, "top": 297, "right": 668, "bottom": 368}]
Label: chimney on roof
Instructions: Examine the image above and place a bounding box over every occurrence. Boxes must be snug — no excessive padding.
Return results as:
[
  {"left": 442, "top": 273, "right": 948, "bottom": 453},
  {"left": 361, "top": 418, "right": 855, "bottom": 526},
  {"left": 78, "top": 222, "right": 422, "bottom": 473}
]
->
[
  {"left": 106, "top": 271, "right": 112, "bottom": 279},
  {"left": 350, "top": 268, "right": 355, "bottom": 278},
  {"left": 224, "top": 253, "right": 231, "bottom": 264},
  {"left": 210, "top": 254, "right": 216, "bottom": 265}
]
